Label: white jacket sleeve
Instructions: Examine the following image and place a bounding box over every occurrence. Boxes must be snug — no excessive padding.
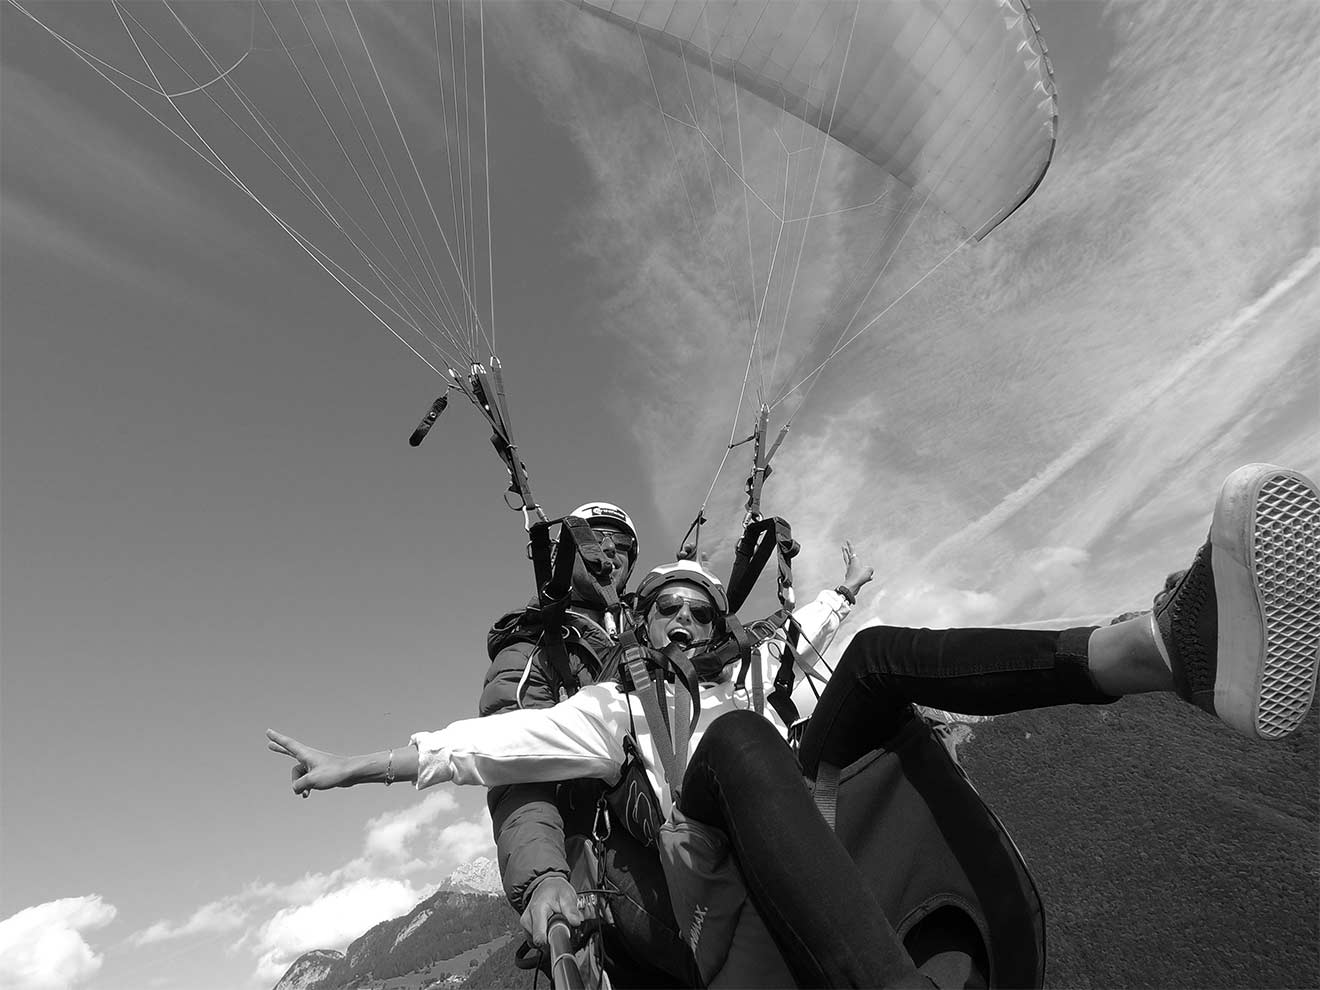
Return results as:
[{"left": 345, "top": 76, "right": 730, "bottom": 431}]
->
[{"left": 411, "top": 683, "right": 629, "bottom": 790}]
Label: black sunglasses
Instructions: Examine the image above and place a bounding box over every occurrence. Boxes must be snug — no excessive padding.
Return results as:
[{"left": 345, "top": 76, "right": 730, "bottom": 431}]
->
[
  {"left": 591, "top": 528, "right": 635, "bottom": 555},
  {"left": 652, "top": 593, "right": 716, "bottom": 625}
]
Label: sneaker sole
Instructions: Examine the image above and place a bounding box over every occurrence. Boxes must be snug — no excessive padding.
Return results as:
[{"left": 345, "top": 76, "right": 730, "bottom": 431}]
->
[{"left": 1210, "top": 464, "right": 1320, "bottom": 739}]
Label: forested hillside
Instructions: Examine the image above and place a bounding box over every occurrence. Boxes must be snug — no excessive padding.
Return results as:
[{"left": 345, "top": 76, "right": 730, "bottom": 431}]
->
[
  {"left": 273, "top": 891, "right": 519, "bottom": 990},
  {"left": 960, "top": 695, "right": 1318, "bottom": 988}
]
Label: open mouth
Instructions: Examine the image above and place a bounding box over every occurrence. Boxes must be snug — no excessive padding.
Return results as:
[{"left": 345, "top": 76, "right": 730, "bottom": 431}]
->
[{"left": 666, "top": 628, "right": 694, "bottom": 648}]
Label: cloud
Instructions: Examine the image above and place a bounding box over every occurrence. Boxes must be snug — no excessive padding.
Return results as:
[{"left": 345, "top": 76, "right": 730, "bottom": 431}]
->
[
  {"left": 1, "top": 39, "right": 267, "bottom": 310},
  {"left": 864, "top": 579, "right": 1006, "bottom": 631},
  {"left": 0, "top": 896, "right": 117, "bottom": 990},
  {"left": 127, "top": 900, "right": 248, "bottom": 947},
  {"left": 917, "top": 245, "right": 1320, "bottom": 573},
  {"left": 429, "top": 814, "right": 495, "bottom": 866},
  {"left": 363, "top": 790, "right": 461, "bottom": 861},
  {"left": 250, "top": 877, "right": 426, "bottom": 984}
]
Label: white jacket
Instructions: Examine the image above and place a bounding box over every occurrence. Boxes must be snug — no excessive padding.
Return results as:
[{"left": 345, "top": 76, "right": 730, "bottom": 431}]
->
[{"left": 413, "top": 590, "right": 851, "bottom": 818}]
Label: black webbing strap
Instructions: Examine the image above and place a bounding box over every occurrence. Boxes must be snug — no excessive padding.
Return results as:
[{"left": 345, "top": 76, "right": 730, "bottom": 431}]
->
[
  {"left": 812, "top": 761, "right": 841, "bottom": 830},
  {"left": 524, "top": 517, "right": 620, "bottom": 698},
  {"left": 467, "top": 363, "right": 534, "bottom": 510},
  {"left": 726, "top": 517, "right": 804, "bottom": 723},
  {"left": 721, "top": 615, "right": 762, "bottom": 714},
  {"left": 739, "top": 522, "right": 797, "bottom": 723},
  {"left": 737, "top": 607, "right": 798, "bottom": 724},
  {"left": 528, "top": 520, "right": 558, "bottom": 597},
  {"left": 766, "top": 613, "right": 808, "bottom": 726},
  {"left": 558, "top": 516, "right": 620, "bottom": 613},
  {"left": 528, "top": 515, "right": 622, "bottom": 616},
  {"left": 489, "top": 432, "right": 529, "bottom": 502},
  {"left": 526, "top": 519, "right": 577, "bottom": 697},
  {"left": 726, "top": 517, "right": 797, "bottom": 615}
]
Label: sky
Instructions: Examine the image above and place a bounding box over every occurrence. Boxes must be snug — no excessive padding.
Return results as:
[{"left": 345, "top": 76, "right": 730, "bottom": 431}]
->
[{"left": 2, "top": 2, "right": 1318, "bottom": 989}]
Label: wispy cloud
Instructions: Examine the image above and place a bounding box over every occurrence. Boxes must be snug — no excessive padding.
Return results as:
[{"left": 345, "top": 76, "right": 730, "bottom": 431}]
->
[
  {"left": 918, "top": 246, "right": 1320, "bottom": 571},
  {"left": 362, "top": 790, "right": 461, "bottom": 862},
  {"left": 428, "top": 817, "right": 496, "bottom": 866},
  {"left": 127, "top": 900, "right": 248, "bottom": 947},
  {"left": 2, "top": 46, "right": 292, "bottom": 322},
  {"left": 0, "top": 896, "right": 117, "bottom": 990}
]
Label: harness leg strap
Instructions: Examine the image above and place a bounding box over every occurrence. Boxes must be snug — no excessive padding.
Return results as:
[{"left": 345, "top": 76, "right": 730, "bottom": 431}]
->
[{"left": 811, "top": 761, "right": 841, "bottom": 830}]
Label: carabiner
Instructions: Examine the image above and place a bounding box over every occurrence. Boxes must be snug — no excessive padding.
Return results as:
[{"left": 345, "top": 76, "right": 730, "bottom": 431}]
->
[{"left": 592, "top": 795, "right": 611, "bottom": 843}]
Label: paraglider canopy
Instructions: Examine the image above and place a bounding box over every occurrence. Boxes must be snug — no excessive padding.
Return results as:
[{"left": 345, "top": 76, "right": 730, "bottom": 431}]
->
[{"left": 568, "top": 0, "right": 1057, "bottom": 240}]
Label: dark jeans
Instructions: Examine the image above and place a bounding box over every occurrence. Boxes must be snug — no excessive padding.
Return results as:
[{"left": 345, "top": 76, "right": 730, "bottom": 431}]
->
[
  {"left": 678, "top": 624, "right": 1113, "bottom": 988},
  {"left": 799, "top": 624, "right": 1114, "bottom": 778}
]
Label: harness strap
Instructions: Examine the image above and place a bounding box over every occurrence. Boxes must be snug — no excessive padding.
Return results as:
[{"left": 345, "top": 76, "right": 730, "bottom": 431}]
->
[
  {"left": 727, "top": 517, "right": 794, "bottom": 614},
  {"left": 524, "top": 516, "right": 626, "bottom": 697},
  {"left": 625, "top": 655, "right": 681, "bottom": 800},
  {"left": 723, "top": 616, "right": 763, "bottom": 715},
  {"left": 559, "top": 516, "right": 620, "bottom": 613},
  {"left": 812, "top": 761, "right": 841, "bottom": 830},
  {"left": 526, "top": 520, "right": 579, "bottom": 697},
  {"left": 624, "top": 642, "right": 703, "bottom": 804},
  {"left": 528, "top": 521, "right": 557, "bottom": 599},
  {"left": 671, "top": 665, "right": 692, "bottom": 775},
  {"left": 535, "top": 627, "right": 578, "bottom": 700},
  {"left": 766, "top": 613, "right": 806, "bottom": 726},
  {"left": 464, "top": 364, "right": 536, "bottom": 511},
  {"left": 658, "top": 642, "right": 702, "bottom": 748},
  {"left": 735, "top": 609, "right": 808, "bottom": 726},
  {"left": 727, "top": 519, "right": 801, "bottom": 705},
  {"left": 597, "top": 629, "right": 644, "bottom": 689}
]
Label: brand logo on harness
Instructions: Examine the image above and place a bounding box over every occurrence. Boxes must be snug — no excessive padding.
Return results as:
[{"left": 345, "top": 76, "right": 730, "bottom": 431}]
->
[{"left": 688, "top": 904, "right": 708, "bottom": 952}]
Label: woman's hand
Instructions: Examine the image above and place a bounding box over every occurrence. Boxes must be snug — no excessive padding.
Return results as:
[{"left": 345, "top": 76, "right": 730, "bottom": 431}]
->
[
  {"left": 267, "top": 729, "right": 356, "bottom": 797},
  {"left": 840, "top": 540, "right": 874, "bottom": 600}
]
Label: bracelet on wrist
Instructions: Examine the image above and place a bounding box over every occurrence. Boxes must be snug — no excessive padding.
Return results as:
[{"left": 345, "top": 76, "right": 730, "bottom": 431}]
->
[{"left": 834, "top": 584, "right": 857, "bottom": 606}]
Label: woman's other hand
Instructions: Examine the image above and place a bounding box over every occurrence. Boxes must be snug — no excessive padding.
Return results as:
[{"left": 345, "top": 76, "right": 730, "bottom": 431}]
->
[{"left": 840, "top": 541, "right": 874, "bottom": 600}]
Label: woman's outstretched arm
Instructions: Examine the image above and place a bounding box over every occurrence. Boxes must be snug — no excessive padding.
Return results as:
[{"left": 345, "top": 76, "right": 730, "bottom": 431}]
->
[
  {"left": 268, "top": 683, "right": 630, "bottom": 799},
  {"left": 267, "top": 728, "right": 419, "bottom": 796}
]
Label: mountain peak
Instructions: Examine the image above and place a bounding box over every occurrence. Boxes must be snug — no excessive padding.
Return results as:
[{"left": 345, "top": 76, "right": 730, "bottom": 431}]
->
[
  {"left": 271, "top": 948, "right": 342, "bottom": 990},
  {"left": 441, "top": 856, "right": 502, "bottom": 895}
]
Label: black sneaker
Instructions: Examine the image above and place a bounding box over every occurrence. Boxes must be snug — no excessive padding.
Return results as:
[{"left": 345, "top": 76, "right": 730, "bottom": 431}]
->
[
  {"left": 1109, "top": 571, "right": 1185, "bottom": 625},
  {"left": 1151, "top": 464, "right": 1320, "bottom": 739}
]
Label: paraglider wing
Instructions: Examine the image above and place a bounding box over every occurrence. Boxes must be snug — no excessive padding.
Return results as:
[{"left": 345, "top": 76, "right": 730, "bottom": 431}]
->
[{"left": 567, "top": 0, "right": 1057, "bottom": 238}]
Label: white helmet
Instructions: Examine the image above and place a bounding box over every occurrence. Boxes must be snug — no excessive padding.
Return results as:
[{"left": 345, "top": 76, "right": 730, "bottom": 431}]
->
[
  {"left": 635, "top": 558, "right": 729, "bottom": 615},
  {"left": 568, "top": 501, "right": 638, "bottom": 561}
]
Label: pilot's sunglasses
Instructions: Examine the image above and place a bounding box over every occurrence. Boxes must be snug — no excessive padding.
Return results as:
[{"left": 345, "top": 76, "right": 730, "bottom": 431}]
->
[
  {"left": 591, "top": 529, "right": 635, "bottom": 555},
  {"left": 653, "top": 594, "right": 716, "bottom": 625}
]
